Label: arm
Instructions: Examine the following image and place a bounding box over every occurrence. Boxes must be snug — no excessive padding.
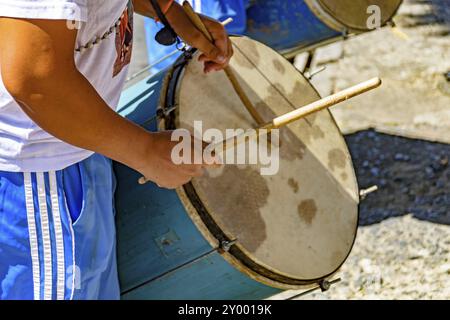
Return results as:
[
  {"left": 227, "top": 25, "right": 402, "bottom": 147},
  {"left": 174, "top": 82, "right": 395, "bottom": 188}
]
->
[
  {"left": 0, "top": 18, "right": 203, "bottom": 189},
  {"left": 133, "top": 0, "right": 233, "bottom": 73}
]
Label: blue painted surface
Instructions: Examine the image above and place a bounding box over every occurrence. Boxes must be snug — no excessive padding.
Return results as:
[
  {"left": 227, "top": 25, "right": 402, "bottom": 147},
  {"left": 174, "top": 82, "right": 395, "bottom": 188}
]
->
[
  {"left": 245, "top": 0, "right": 341, "bottom": 51},
  {"left": 116, "top": 70, "right": 214, "bottom": 292},
  {"left": 114, "top": 70, "right": 282, "bottom": 299},
  {"left": 122, "top": 252, "right": 280, "bottom": 300},
  {"left": 144, "top": 0, "right": 341, "bottom": 71}
]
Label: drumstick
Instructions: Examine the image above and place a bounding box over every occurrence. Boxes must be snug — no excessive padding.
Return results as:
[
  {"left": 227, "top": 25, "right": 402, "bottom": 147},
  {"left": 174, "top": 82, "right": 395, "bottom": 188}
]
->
[
  {"left": 181, "top": 1, "right": 266, "bottom": 126},
  {"left": 138, "top": 77, "right": 381, "bottom": 185},
  {"left": 262, "top": 77, "right": 382, "bottom": 129},
  {"left": 211, "top": 77, "right": 382, "bottom": 154}
]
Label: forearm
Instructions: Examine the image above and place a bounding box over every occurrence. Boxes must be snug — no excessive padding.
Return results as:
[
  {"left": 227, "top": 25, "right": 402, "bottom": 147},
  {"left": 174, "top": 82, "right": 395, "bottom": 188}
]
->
[
  {"left": 11, "top": 69, "right": 154, "bottom": 173},
  {"left": 133, "top": 0, "right": 205, "bottom": 40},
  {"left": 133, "top": 0, "right": 171, "bottom": 18}
]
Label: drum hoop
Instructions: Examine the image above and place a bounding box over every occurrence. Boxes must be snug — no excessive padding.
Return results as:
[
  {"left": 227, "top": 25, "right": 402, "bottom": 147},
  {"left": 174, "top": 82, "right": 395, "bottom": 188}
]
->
[
  {"left": 159, "top": 38, "right": 360, "bottom": 288},
  {"left": 304, "top": 0, "right": 347, "bottom": 33},
  {"left": 305, "top": 0, "right": 403, "bottom": 33}
]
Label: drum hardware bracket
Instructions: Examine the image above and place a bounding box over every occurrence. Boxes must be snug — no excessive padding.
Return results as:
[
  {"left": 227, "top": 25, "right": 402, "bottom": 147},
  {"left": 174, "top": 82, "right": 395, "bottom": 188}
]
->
[
  {"left": 319, "top": 279, "right": 332, "bottom": 292},
  {"left": 360, "top": 185, "right": 379, "bottom": 201},
  {"left": 220, "top": 239, "right": 238, "bottom": 253},
  {"left": 157, "top": 105, "right": 178, "bottom": 119},
  {"left": 305, "top": 66, "right": 327, "bottom": 80},
  {"left": 286, "top": 278, "right": 341, "bottom": 300},
  {"left": 141, "top": 105, "right": 178, "bottom": 128},
  {"left": 341, "top": 28, "right": 349, "bottom": 40}
]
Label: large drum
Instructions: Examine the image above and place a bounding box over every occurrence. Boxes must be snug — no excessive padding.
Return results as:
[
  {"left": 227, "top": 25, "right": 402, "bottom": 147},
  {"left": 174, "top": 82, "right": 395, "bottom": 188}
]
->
[
  {"left": 245, "top": 0, "right": 403, "bottom": 57},
  {"left": 114, "top": 37, "right": 359, "bottom": 300}
]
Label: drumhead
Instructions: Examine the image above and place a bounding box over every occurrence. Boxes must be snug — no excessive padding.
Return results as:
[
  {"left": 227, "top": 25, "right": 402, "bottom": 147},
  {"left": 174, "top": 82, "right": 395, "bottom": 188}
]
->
[
  {"left": 306, "top": 0, "right": 403, "bottom": 32},
  {"left": 165, "top": 37, "right": 359, "bottom": 287}
]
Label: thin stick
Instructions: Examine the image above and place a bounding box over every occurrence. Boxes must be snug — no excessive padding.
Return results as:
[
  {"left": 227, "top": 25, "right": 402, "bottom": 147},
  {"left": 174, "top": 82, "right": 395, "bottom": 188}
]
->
[
  {"left": 138, "top": 77, "right": 381, "bottom": 184},
  {"left": 211, "top": 77, "right": 382, "bottom": 154},
  {"left": 182, "top": 1, "right": 265, "bottom": 126}
]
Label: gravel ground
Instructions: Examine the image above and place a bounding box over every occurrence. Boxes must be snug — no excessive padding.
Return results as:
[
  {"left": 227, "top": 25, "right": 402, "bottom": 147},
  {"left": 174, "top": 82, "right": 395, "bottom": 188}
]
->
[
  {"left": 271, "top": 0, "right": 450, "bottom": 300},
  {"left": 348, "top": 131, "right": 449, "bottom": 226},
  {"left": 307, "top": 0, "right": 450, "bottom": 144},
  {"left": 269, "top": 132, "right": 450, "bottom": 300},
  {"left": 303, "top": 214, "right": 450, "bottom": 300}
]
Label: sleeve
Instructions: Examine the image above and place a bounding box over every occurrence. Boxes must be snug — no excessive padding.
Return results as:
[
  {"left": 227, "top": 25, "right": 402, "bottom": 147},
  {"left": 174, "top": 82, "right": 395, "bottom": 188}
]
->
[{"left": 0, "top": 0, "right": 88, "bottom": 22}]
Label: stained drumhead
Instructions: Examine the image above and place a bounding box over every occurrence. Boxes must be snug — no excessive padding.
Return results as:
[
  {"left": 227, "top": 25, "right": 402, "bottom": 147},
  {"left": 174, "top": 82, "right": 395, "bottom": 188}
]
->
[
  {"left": 311, "top": 0, "right": 403, "bottom": 31},
  {"left": 172, "top": 37, "right": 359, "bottom": 284}
]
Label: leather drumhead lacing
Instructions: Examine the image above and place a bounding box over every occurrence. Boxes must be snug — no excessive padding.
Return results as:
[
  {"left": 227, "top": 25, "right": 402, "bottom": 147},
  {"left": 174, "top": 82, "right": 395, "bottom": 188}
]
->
[{"left": 161, "top": 37, "right": 359, "bottom": 288}]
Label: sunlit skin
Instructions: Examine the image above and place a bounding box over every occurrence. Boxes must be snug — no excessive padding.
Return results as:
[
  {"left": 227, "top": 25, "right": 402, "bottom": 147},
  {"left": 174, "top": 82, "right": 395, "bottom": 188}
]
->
[{"left": 0, "top": 0, "right": 230, "bottom": 189}]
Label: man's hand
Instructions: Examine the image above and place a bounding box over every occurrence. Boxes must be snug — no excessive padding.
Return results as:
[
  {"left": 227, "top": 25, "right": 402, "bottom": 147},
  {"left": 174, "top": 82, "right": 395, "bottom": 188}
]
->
[
  {"left": 138, "top": 131, "right": 222, "bottom": 189},
  {"left": 182, "top": 14, "right": 233, "bottom": 74}
]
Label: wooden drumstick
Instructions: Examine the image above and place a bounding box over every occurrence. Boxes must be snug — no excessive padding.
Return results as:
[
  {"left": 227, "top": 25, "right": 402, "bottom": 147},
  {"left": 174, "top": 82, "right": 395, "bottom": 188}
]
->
[
  {"left": 262, "top": 77, "right": 382, "bottom": 130},
  {"left": 211, "top": 77, "right": 383, "bottom": 154},
  {"left": 181, "top": 1, "right": 266, "bottom": 126},
  {"left": 138, "top": 77, "right": 381, "bottom": 185}
]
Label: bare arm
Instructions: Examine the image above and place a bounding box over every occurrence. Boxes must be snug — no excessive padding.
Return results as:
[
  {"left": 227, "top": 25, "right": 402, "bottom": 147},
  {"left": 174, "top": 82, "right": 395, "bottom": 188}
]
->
[{"left": 0, "top": 18, "right": 203, "bottom": 188}]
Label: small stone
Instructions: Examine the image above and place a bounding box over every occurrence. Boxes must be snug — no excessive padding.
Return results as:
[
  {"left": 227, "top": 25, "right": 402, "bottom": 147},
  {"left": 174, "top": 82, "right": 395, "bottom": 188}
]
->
[
  {"left": 394, "top": 153, "right": 404, "bottom": 161},
  {"left": 439, "top": 264, "right": 450, "bottom": 274},
  {"left": 425, "top": 166, "right": 435, "bottom": 176},
  {"left": 370, "top": 167, "right": 380, "bottom": 177}
]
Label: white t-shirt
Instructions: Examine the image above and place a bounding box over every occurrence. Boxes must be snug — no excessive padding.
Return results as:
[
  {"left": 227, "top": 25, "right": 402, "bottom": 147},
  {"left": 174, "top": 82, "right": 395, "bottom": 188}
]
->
[{"left": 0, "top": 0, "right": 134, "bottom": 172}]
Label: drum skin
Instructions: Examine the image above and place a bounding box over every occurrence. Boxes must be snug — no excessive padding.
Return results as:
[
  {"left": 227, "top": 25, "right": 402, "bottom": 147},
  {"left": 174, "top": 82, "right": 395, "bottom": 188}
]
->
[{"left": 114, "top": 37, "right": 359, "bottom": 299}]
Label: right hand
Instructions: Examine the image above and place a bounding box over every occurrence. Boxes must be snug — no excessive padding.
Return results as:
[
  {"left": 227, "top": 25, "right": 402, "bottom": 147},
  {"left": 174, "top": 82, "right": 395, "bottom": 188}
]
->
[{"left": 138, "top": 131, "right": 222, "bottom": 189}]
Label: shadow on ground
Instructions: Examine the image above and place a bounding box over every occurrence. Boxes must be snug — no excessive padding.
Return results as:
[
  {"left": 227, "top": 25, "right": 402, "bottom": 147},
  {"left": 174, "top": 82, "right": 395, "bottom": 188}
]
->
[{"left": 345, "top": 130, "right": 449, "bottom": 226}]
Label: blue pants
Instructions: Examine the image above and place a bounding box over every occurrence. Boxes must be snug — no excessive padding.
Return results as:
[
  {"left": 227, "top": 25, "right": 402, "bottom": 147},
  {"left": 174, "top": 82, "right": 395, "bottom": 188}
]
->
[{"left": 0, "top": 154, "right": 120, "bottom": 300}]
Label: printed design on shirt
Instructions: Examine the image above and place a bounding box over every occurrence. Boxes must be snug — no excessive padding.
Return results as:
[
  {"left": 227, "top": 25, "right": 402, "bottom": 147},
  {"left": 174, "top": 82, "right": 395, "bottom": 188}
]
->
[{"left": 113, "top": 1, "right": 134, "bottom": 77}]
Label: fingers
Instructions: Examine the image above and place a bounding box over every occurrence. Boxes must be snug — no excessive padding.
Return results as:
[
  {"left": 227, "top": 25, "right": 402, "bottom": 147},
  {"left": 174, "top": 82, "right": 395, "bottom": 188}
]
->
[
  {"left": 196, "top": 17, "right": 232, "bottom": 73},
  {"left": 191, "top": 28, "right": 227, "bottom": 65}
]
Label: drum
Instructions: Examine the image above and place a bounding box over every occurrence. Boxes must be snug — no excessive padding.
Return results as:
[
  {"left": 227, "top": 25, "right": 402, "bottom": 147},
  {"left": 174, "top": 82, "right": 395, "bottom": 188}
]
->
[
  {"left": 245, "top": 0, "right": 403, "bottom": 57},
  {"left": 114, "top": 37, "right": 359, "bottom": 300}
]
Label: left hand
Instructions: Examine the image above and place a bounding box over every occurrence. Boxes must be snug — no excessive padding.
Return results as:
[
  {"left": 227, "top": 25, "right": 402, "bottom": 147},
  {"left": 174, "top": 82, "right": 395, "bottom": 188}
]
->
[
  {"left": 195, "top": 15, "right": 233, "bottom": 73},
  {"left": 166, "top": 4, "right": 233, "bottom": 73}
]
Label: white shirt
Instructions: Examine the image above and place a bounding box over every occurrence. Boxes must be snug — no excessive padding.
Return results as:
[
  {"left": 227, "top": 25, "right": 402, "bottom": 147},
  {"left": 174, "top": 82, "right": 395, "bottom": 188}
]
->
[{"left": 0, "top": 0, "right": 133, "bottom": 172}]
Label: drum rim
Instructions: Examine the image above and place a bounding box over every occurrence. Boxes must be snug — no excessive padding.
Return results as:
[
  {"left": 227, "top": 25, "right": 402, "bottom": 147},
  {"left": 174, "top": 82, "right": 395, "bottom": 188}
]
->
[
  {"left": 305, "top": 0, "right": 403, "bottom": 33},
  {"left": 160, "top": 36, "right": 360, "bottom": 288}
]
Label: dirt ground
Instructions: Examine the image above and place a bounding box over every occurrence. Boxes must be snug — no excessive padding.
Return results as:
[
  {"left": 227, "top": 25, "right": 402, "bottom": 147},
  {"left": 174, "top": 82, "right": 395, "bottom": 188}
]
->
[{"left": 271, "top": 0, "right": 450, "bottom": 300}]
